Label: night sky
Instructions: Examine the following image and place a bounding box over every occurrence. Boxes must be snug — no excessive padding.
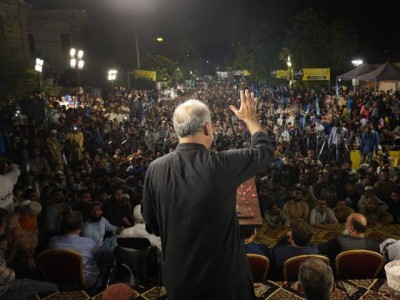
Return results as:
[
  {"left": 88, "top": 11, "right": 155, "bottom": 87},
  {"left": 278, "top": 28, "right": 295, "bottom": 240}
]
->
[{"left": 26, "top": 0, "right": 400, "bottom": 65}]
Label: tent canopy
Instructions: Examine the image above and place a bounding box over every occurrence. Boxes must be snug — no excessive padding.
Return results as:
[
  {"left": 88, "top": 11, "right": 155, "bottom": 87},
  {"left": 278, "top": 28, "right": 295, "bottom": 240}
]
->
[
  {"left": 337, "top": 63, "right": 375, "bottom": 81},
  {"left": 356, "top": 61, "right": 400, "bottom": 81}
]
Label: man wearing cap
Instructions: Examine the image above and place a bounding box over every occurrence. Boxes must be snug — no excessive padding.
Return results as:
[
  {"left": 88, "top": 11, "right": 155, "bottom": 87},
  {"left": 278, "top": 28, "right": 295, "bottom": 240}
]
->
[
  {"left": 119, "top": 204, "right": 161, "bottom": 254},
  {"left": 318, "top": 213, "right": 380, "bottom": 264},
  {"left": 358, "top": 186, "right": 388, "bottom": 212}
]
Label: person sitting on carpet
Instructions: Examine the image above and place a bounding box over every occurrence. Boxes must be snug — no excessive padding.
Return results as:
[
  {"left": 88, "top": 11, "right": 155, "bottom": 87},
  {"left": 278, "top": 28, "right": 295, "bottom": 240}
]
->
[
  {"left": 263, "top": 201, "right": 290, "bottom": 229},
  {"left": 283, "top": 186, "right": 310, "bottom": 223},
  {"left": 333, "top": 198, "right": 354, "bottom": 224},
  {"left": 310, "top": 198, "right": 338, "bottom": 230},
  {"left": 240, "top": 227, "right": 270, "bottom": 258},
  {"left": 297, "top": 257, "right": 334, "bottom": 300},
  {"left": 360, "top": 196, "right": 393, "bottom": 224}
]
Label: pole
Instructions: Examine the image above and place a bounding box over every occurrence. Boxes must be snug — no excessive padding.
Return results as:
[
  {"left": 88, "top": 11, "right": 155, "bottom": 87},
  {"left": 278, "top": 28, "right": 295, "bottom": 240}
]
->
[{"left": 134, "top": 20, "right": 140, "bottom": 70}]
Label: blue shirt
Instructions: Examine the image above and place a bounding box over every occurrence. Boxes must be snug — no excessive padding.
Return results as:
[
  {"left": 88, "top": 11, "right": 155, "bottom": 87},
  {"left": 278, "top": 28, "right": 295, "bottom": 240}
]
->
[
  {"left": 272, "top": 243, "right": 319, "bottom": 268},
  {"left": 83, "top": 217, "right": 117, "bottom": 247},
  {"left": 244, "top": 242, "right": 270, "bottom": 258},
  {"left": 48, "top": 234, "right": 100, "bottom": 288}
]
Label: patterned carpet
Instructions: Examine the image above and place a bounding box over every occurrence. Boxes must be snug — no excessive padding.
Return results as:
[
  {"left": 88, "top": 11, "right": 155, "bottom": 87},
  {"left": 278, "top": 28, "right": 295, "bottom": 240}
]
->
[
  {"left": 39, "top": 279, "right": 388, "bottom": 300},
  {"left": 255, "top": 223, "right": 400, "bottom": 248},
  {"left": 255, "top": 279, "right": 390, "bottom": 299}
]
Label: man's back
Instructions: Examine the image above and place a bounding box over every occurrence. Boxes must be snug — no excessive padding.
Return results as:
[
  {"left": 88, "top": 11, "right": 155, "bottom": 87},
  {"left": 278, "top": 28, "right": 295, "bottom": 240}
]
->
[
  {"left": 143, "top": 94, "right": 274, "bottom": 300},
  {"left": 319, "top": 234, "right": 380, "bottom": 262},
  {"left": 48, "top": 235, "right": 100, "bottom": 288},
  {"left": 144, "top": 138, "right": 270, "bottom": 299}
]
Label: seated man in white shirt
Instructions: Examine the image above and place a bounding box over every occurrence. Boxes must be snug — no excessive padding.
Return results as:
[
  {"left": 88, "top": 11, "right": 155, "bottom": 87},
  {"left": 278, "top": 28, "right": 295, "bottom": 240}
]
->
[
  {"left": 119, "top": 205, "right": 161, "bottom": 254},
  {"left": 310, "top": 198, "right": 339, "bottom": 230}
]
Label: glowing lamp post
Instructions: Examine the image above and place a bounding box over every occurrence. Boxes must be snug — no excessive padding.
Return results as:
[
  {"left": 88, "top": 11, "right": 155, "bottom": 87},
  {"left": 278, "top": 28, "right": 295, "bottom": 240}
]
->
[
  {"left": 70, "top": 48, "right": 84, "bottom": 70},
  {"left": 35, "top": 58, "right": 44, "bottom": 92},
  {"left": 287, "top": 56, "right": 293, "bottom": 89},
  {"left": 351, "top": 59, "right": 363, "bottom": 91},
  {"left": 108, "top": 69, "right": 118, "bottom": 89}
]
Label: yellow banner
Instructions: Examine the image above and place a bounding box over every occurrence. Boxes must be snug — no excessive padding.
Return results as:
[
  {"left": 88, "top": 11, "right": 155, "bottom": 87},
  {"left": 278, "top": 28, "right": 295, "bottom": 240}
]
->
[
  {"left": 273, "top": 70, "right": 289, "bottom": 79},
  {"left": 301, "top": 68, "right": 330, "bottom": 81},
  {"left": 134, "top": 70, "right": 157, "bottom": 81}
]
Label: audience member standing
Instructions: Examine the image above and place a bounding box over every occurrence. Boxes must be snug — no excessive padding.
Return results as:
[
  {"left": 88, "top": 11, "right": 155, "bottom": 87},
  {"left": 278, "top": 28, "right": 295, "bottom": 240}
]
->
[{"left": 360, "top": 122, "right": 379, "bottom": 164}]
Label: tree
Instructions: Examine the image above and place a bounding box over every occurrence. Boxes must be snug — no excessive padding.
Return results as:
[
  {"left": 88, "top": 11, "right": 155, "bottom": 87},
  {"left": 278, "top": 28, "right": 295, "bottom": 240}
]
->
[
  {"left": 0, "top": 39, "right": 38, "bottom": 105},
  {"left": 283, "top": 8, "right": 360, "bottom": 72},
  {"left": 328, "top": 19, "right": 361, "bottom": 73},
  {"left": 232, "top": 22, "right": 284, "bottom": 81},
  {"left": 142, "top": 54, "right": 181, "bottom": 84},
  {"left": 283, "top": 8, "right": 331, "bottom": 69}
]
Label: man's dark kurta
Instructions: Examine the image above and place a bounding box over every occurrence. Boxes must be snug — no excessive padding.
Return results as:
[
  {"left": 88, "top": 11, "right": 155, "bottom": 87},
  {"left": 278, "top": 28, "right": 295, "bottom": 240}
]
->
[{"left": 142, "top": 131, "right": 274, "bottom": 300}]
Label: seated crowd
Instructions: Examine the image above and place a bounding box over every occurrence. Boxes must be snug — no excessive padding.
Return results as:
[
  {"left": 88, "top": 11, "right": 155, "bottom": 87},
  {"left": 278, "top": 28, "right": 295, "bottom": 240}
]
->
[{"left": 0, "top": 82, "right": 400, "bottom": 298}]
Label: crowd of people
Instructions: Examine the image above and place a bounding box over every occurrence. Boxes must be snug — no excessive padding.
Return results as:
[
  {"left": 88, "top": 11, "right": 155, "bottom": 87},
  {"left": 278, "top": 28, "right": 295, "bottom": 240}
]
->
[{"left": 1, "top": 79, "right": 400, "bottom": 299}]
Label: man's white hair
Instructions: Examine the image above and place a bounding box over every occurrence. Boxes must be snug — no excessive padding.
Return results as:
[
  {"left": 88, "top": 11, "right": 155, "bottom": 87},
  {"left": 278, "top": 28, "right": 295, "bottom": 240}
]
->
[{"left": 173, "top": 99, "right": 211, "bottom": 138}]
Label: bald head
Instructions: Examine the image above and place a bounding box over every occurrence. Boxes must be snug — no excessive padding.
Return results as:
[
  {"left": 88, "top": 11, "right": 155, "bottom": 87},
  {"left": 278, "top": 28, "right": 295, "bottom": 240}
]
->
[{"left": 346, "top": 213, "right": 367, "bottom": 234}]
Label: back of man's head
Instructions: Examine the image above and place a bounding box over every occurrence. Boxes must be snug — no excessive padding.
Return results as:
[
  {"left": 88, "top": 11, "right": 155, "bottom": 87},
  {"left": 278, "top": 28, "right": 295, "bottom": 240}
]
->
[
  {"left": 172, "top": 99, "right": 211, "bottom": 138},
  {"left": 298, "top": 258, "right": 334, "bottom": 300},
  {"left": 350, "top": 213, "right": 367, "bottom": 234},
  {"left": 291, "top": 221, "right": 313, "bottom": 247},
  {"left": 63, "top": 211, "right": 84, "bottom": 233}
]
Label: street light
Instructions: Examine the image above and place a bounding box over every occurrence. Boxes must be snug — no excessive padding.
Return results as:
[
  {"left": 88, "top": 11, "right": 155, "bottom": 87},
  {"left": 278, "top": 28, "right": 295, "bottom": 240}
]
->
[
  {"left": 69, "top": 48, "right": 84, "bottom": 107},
  {"left": 352, "top": 59, "right": 363, "bottom": 67},
  {"left": 108, "top": 69, "right": 118, "bottom": 89},
  {"left": 35, "top": 58, "right": 44, "bottom": 93},
  {"left": 35, "top": 58, "right": 43, "bottom": 72},
  {"left": 351, "top": 59, "right": 363, "bottom": 91},
  {"left": 70, "top": 48, "right": 84, "bottom": 70},
  {"left": 287, "top": 56, "right": 293, "bottom": 88}
]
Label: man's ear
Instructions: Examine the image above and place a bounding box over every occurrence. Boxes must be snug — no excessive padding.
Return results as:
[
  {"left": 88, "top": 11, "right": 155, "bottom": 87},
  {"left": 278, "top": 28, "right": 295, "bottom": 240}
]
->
[
  {"left": 294, "top": 281, "right": 302, "bottom": 292},
  {"left": 204, "top": 122, "right": 212, "bottom": 136},
  {"left": 331, "top": 282, "right": 336, "bottom": 293}
]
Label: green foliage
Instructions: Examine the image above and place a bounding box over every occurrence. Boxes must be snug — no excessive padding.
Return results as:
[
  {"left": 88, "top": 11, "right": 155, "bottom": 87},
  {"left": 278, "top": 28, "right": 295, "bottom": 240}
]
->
[
  {"left": 142, "top": 54, "right": 181, "bottom": 83},
  {"left": 232, "top": 22, "right": 284, "bottom": 81},
  {"left": 230, "top": 7, "right": 360, "bottom": 86},
  {"left": 283, "top": 8, "right": 360, "bottom": 71},
  {"left": 0, "top": 39, "right": 38, "bottom": 104},
  {"left": 283, "top": 8, "right": 331, "bottom": 68}
]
